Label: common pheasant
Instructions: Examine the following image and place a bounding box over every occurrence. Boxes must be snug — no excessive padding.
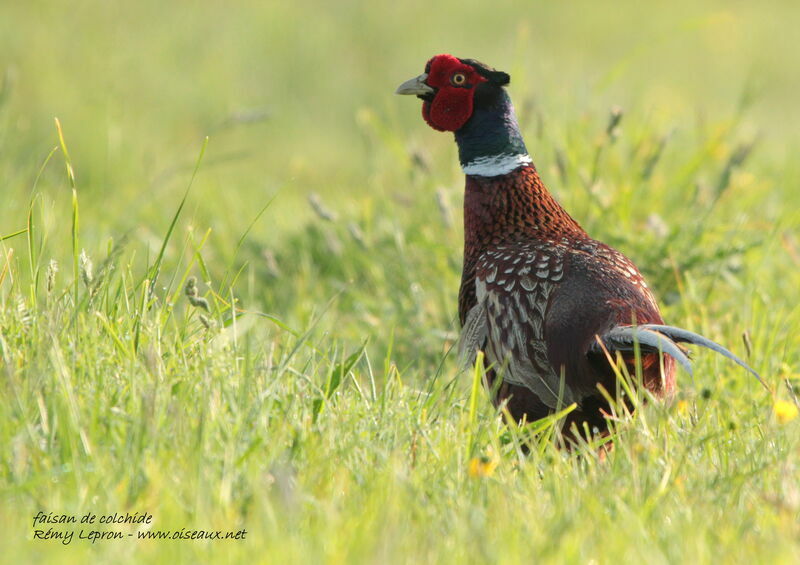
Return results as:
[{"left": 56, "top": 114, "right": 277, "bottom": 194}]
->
[{"left": 396, "top": 54, "right": 762, "bottom": 441}]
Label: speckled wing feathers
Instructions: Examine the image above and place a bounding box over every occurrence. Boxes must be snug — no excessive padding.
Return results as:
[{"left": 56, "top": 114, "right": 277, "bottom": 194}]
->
[{"left": 459, "top": 241, "right": 576, "bottom": 409}]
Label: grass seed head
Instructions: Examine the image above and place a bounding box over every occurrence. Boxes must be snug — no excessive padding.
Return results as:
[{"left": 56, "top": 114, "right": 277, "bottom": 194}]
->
[
  {"left": 79, "top": 249, "right": 93, "bottom": 288},
  {"left": 45, "top": 259, "right": 58, "bottom": 294},
  {"left": 184, "top": 276, "right": 210, "bottom": 312},
  {"left": 606, "top": 105, "right": 623, "bottom": 141}
]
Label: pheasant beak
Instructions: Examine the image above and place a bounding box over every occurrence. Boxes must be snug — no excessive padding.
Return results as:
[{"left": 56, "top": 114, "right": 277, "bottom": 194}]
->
[{"left": 395, "top": 73, "right": 434, "bottom": 96}]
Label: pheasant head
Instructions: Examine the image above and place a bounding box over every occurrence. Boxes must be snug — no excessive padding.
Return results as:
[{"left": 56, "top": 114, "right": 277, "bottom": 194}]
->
[{"left": 396, "top": 54, "right": 531, "bottom": 176}]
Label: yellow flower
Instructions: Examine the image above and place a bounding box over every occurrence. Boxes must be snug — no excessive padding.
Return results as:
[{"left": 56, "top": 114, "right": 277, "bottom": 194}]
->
[
  {"left": 468, "top": 450, "right": 498, "bottom": 478},
  {"left": 468, "top": 457, "right": 497, "bottom": 478},
  {"left": 774, "top": 400, "right": 799, "bottom": 424}
]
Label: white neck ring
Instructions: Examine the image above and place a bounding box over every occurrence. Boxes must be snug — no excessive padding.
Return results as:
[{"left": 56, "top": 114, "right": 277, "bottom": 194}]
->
[{"left": 461, "top": 153, "right": 532, "bottom": 177}]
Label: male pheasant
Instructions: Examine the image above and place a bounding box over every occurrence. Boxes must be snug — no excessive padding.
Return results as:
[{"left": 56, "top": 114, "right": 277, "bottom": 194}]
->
[{"left": 396, "top": 54, "right": 762, "bottom": 440}]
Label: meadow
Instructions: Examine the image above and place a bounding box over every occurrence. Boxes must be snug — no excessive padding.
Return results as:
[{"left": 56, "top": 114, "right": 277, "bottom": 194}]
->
[{"left": 1, "top": 1, "right": 799, "bottom": 563}]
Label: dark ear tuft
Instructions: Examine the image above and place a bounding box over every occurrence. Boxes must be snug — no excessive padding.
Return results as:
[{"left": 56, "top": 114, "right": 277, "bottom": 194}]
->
[{"left": 458, "top": 58, "right": 511, "bottom": 86}]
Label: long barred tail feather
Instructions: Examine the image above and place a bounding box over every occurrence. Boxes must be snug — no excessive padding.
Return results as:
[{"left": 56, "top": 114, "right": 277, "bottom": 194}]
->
[
  {"left": 596, "top": 326, "right": 694, "bottom": 376},
  {"left": 595, "top": 324, "right": 766, "bottom": 389}
]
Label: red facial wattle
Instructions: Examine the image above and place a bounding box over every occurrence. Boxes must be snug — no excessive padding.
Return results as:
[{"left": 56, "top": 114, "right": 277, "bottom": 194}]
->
[
  {"left": 422, "top": 91, "right": 473, "bottom": 132},
  {"left": 421, "top": 54, "right": 487, "bottom": 132}
]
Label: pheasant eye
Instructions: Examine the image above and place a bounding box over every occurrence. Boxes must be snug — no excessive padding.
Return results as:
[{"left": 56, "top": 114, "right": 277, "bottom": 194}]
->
[{"left": 451, "top": 73, "right": 467, "bottom": 86}]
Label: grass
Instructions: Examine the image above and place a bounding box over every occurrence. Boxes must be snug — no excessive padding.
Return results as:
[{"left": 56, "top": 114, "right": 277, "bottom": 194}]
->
[{"left": 1, "top": 1, "right": 799, "bottom": 563}]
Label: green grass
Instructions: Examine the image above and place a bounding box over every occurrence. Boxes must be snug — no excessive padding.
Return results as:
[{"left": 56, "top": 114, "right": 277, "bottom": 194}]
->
[{"left": 2, "top": 1, "right": 800, "bottom": 563}]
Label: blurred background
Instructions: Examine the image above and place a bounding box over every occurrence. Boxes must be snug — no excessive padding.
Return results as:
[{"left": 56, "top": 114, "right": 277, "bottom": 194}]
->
[
  {"left": 2, "top": 1, "right": 797, "bottom": 210},
  {"left": 0, "top": 0, "right": 797, "bottom": 358}
]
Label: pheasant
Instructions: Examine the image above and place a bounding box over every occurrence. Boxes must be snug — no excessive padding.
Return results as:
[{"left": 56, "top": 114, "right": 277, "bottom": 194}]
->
[{"left": 396, "top": 54, "right": 763, "bottom": 440}]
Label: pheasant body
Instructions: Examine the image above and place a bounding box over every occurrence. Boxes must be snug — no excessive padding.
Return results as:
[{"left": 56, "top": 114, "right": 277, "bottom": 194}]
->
[
  {"left": 396, "top": 54, "right": 761, "bottom": 439},
  {"left": 459, "top": 167, "right": 674, "bottom": 430}
]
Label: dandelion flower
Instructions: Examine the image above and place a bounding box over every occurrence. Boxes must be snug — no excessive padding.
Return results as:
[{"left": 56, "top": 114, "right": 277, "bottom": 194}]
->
[
  {"left": 468, "top": 449, "right": 498, "bottom": 478},
  {"left": 774, "top": 400, "right": 799, "bottom": 424}
]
